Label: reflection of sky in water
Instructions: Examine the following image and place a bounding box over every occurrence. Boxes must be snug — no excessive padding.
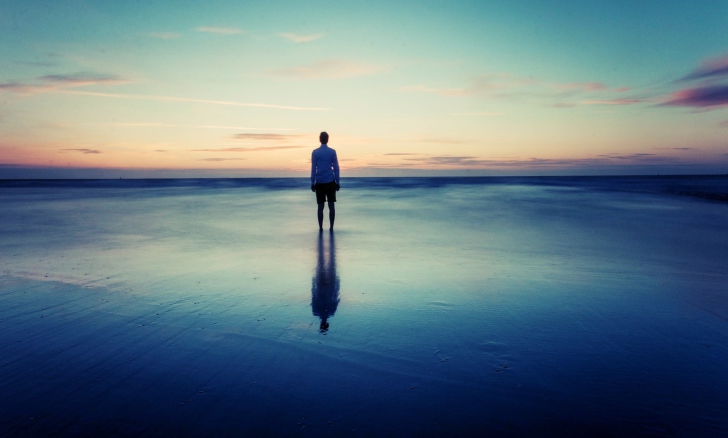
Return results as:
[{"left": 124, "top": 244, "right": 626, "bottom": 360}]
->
[{"left": 0, "top": 177, "right": 727, "bottom": 434}]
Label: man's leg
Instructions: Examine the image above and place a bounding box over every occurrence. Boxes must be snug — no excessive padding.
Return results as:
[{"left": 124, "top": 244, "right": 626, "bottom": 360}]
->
[
  {"left": 317, "top": 203, "right": 325, "bottom": 231},
  {"left": 328, "top": 201, "right": 335, "bottom": 230}
]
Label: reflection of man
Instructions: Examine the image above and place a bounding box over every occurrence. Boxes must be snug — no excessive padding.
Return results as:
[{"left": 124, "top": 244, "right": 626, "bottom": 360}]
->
[
  {"left": 311, "top": 232, "right": 340, "bottom": 333},
  {"left": 311, "top": 131, "right": 340, "bottom": 231}
]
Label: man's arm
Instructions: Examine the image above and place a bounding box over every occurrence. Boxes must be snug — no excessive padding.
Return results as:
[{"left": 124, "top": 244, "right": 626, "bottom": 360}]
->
[
  {"left": 332, "top": 150, "right": 340, "bottom": 185},
  {"left": 311, "top": 151, "right": 316, "bottom": 191}
]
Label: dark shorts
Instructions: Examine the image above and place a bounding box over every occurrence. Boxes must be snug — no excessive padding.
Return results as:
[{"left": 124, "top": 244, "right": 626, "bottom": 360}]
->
[{"left": 315, "top": 181, "right": 337, "bottom": 204}]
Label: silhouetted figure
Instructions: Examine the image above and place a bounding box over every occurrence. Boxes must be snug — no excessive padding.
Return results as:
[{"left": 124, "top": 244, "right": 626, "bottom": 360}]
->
[
  {"left": 311, "top": 232, "right": 340, "bottom": 333},
  {"left": 311, "top": 131, "right": 340, "bottom": 231}
]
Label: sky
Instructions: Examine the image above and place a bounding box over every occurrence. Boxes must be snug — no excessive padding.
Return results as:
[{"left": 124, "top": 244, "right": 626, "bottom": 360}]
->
[{"left": 1, "top": 0, "right": 727, "bottom": 178}]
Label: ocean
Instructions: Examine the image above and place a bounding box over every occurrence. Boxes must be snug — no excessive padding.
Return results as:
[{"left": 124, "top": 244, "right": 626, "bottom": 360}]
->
[{"left": 1, "top": 176, "right": 727, "bottom": 436}]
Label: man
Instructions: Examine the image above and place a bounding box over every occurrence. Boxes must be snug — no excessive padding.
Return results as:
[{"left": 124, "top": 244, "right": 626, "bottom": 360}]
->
[{"left": 311, "top": 131, "right": 340, "bottom": 231}]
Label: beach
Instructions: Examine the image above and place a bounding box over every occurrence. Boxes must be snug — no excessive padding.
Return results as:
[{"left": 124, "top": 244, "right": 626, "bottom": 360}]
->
[{"left": 1, "top": 176, "right": 727, "bottom": 436}]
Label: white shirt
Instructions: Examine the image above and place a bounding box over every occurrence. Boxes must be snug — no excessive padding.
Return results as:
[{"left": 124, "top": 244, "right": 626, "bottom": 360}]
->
[{"left": 311, "top": 144, "right": 340, "bottom": 184}]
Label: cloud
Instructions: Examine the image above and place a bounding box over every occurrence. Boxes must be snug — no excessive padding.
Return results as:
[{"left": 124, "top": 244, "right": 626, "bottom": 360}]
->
[
  {"left": 681, "top": 54, "right": 728, "bottom": 81},
  {"left": 41, "top": 73, "right": 123, "bottom": 86},
  {"left": 62, "top": 90, "right": 332, "bottom": 111},
  {"left": 198, "top": 125, "right": 294, "bottom": 131},
  {"left": 409, "top": 156, "right": 484, "bottom": 166},
  {"left": 402, "top": 155, "right": 580, "bottom": 167},
  {"left": 18, "top": 60, "right": 58, "bottom": 67},
  {"left": 149, "top": 32, "right": 181, "bottom": 39},
  {"left": 556, "top": 82, "right": 608, "bottom": 92},
  {"left": 60, "top": 148, "right": 101, "bottom": 154},
  {"left": 401, "top": 74, "right": 626, "bottom": 106},
  {"left": 279, "top": 33, "right": 323, "bottom": 43},
  {"left": 100, "top": 122, "right": 296, "bottom": 131},
  {"left": 0, "top": 72, "right": 126, "bottom": 94},
  {"left": 450, "top": 111, "right": 503, "bottom": 116},
  {"left": 596, "top": 153, "right": 657, "bottom": 160},
  {"left": 198, "top": 158, "right": 247, "bottom": 161},
  {"left": 232, "top": 133, "right": 303, "bottom": 141},
  {"left": 193, "top": 146, "right": 305, "bottom": 152},
  {"left": 107, "top": 122, "right": 171, "bottom": 127},
  {"left": 661, "top": 84, "right": 728, "bottom": 108},
  {"left": 401, "top": 74, "right": 540, "bottom": 97},
  {"left": 195, "top": 26, "right": 243, "bottom": 35},
  {"left": 396, "top": 152, "right": 678, "bottom": 169},
  {"left": 580, "top": 98, "right": 645, "bottom": 105},
  {"left": 272, "top": 59, "right": 383, "bottom": 80},
  {"left": 418, "top": 137, "right": 469, "bottom": 145},
  {"left": 399, "top": 85, "right": 468, "bottom": 96}
]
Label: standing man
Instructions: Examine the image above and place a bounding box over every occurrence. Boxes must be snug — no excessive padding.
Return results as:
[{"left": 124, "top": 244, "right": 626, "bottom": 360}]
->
[{"left": 311, "top": 131, "right": 340, "bottom": 231}]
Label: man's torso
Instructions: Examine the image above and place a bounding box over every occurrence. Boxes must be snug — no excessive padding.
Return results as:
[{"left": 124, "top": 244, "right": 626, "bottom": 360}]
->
[{"left": 312, "top": 146, "right": 337, "bottom": 183}]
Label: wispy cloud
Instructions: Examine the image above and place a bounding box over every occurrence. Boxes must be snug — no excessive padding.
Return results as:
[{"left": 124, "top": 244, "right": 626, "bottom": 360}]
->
[
  {"left": 232, "top": 133, "right": 303, "bottom": 141},
  {"left": 60, "top": 148, "right": 101, "bottom": 154},
  {"left": 198, "top": 158, "right": 247, "bottom": 161},
  {"left": 62, "top": 90, "right": 333, "bottom": 111},
  {"left": 107, "top": 122, "right": 171, "bottom": 127},
  {"left": 399, "top": 85, "right": 468, "bottom": 97},
  {"left": 195, "top": 26, "right": 243, "bottom": 35},
  {"left": 193, "top": 146, "right": 305, "bottom": 152},
  {"left": 681, "top": 54, "right": 728, "bottom": 81},
  {"left": 556, "top": 82, "right": 608, "bottom": 92},
  {"left": 395, "top": 152, "right": 679, "bottom": 169},
  {"left": 272, "top": 59, "right": 383, "bottom": 80},
  {"left": 401, "top": 74, "right": 627, "bottom": 106},
  {"left": 660, "top": 84, "right": 728, "bottom": 108},
  {"left": 18, "top": 60, "right": 58, "bottom": 68},
  {"left": 100, "top": 122, "right": 296, "bottom": 131},
  {"left": 279, "top": 33, "right": 323, "bottom": 43},
  {"left": 149, "top": 32, "right": 181, "bottom": 40},
  {"left": 418, "top": 137, "right": 469, "bottom": 145},
  {"left": 383, "top": 153, "right": 424, "bottom": 156},
  {"left": 199, "top": 125, "right": 294, "bottom": 131},
  {"left": 0, "top": 72, "right": 126, "bottom": 94},
  {"left": 596, "top": 153, "right": 657, "bottom": 160},
  {"left": 450, "top": 111, "right": 504, "bottom": 116},
  {"left": 580, "top": 98, "right": 645, "bottom": 105}
]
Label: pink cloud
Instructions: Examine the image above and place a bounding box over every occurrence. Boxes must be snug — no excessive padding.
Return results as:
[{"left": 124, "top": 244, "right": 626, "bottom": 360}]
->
[
  {"left": 681, "top": 54, "right": 728, "bottom": 81},
  {"left": 556, "top": 82, "right": 608, "bottom": 92},
  {"left": 0, "top": 73, "right": 126, "bottom": 94},
  {"left": 581, "top": 98, "right": 644, "bottom": 105},
  {"left": 661, "top": 85, "right": 728, "bottom": 108},
  {"left": 402, "top": 75, "right": 625, "bottom": 103}
]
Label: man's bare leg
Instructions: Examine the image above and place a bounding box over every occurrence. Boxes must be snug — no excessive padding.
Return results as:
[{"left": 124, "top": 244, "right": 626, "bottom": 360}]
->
[
  {"left": 328, "top": 201, "right": 335, "bottom": 230},
  {"left": 317, "top": 203, "right": 325, "bottom": 231}
]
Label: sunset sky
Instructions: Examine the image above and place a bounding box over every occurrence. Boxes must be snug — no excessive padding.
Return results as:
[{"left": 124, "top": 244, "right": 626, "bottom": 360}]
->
[{"left": 1, "top": 0, "right": 727, "bottom": 177}]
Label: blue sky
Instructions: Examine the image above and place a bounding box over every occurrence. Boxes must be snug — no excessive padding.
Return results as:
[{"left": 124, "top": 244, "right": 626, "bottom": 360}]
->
[{"left": 1, "top": 0, "right": 727, "bottom": 177}]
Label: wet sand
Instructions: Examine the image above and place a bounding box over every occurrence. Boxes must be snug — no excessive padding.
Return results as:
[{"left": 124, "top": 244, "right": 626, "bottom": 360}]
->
[{"left": 1, "top": 176, "right": 727, "bottom": 436}]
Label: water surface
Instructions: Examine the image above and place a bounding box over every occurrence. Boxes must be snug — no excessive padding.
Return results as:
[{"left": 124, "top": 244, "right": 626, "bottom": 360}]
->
[{"left": 1, "top": 176, "right": 727, "bottom": 436}]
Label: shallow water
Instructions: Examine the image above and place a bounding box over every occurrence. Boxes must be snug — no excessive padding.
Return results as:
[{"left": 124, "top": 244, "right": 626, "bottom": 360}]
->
[{"left": 1, "top": 176, "right": 727, "bottom": 436}]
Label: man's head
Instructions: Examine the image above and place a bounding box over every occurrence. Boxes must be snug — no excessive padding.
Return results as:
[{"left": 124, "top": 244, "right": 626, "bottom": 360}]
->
[{"left": 320, "top": 131, "right": 329, "bottom": 145}]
